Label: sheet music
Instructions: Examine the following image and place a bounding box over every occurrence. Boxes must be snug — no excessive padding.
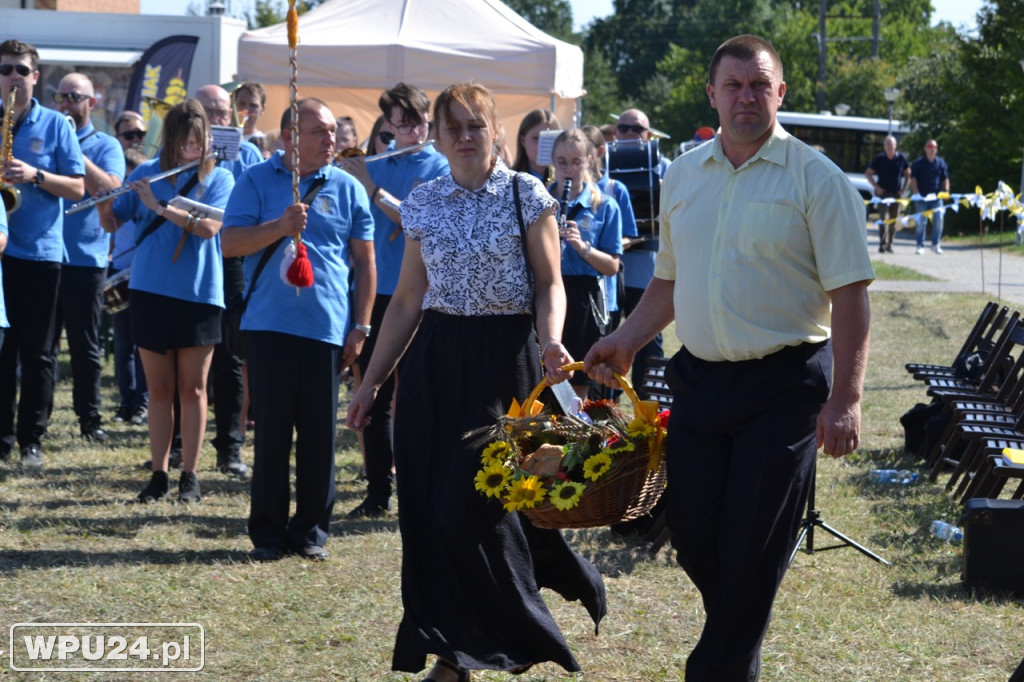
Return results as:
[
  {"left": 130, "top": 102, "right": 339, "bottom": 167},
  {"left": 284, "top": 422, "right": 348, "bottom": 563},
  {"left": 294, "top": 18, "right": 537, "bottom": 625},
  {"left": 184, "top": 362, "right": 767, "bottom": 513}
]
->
[
  {"left": 210, "top": 125, "right": 243, "bottom": 161},
  {"left": 536, "top": 129, "right": 562, "bottom": 166}
]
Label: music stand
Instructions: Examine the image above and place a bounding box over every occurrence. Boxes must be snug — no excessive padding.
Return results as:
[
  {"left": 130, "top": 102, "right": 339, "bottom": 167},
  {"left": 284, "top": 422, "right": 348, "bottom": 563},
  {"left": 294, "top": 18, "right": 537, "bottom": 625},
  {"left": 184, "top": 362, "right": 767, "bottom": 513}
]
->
[{"left": 789, "top": 461, "right": 890, "bottom": 566}]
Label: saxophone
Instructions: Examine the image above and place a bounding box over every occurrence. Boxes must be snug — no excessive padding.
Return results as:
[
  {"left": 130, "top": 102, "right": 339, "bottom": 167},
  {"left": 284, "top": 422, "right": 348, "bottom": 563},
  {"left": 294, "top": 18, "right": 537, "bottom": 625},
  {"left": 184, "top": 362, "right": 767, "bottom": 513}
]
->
[{"left": 1, "top": 86, "right": 21, "bottom": 215}]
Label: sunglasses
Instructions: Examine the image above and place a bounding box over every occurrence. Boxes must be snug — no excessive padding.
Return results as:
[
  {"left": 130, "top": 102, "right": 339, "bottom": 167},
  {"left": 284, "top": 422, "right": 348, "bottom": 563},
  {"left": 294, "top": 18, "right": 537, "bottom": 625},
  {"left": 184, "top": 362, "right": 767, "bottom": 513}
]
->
[
  {"left": 53, "top": 92, "right": 89, "bottom": 104},
  {"left": 118, "top": 130, "right": 146, "bottom": 141},
  {"left": 617, "top": 123, "right": 647, "bottom": 134},
  {"left": 0, "top": 63, "right": 32, "bottom": 77},
  {"left": 378, "top": 130, "right": 395, "bottom": 144}
]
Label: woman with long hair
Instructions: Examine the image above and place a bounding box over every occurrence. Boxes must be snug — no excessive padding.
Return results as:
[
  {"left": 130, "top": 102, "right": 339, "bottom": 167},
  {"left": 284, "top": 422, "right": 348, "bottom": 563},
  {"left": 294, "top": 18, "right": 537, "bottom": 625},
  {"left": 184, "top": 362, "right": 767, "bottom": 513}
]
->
[
  {"left": 99, "top": 99, "right": 235, "bottom": 503},
  {"left": 347, "top": 83, "right": 605, "bottom": 682},
  {"left": 511, "top": 108, "right": 559, "bottom": 183}
]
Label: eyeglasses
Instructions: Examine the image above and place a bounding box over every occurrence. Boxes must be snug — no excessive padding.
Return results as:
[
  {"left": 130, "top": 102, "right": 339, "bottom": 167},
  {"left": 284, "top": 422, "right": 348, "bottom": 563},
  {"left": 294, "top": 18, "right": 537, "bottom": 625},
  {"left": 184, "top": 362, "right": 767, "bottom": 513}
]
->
[
  {"left": 925, "top": 144, "right": 938, "bottom": 149},
  {"left": 53, "top": 92, "right": 89, "bottom": 104},
  {"left": 0, "top": 64, "right": 32, "bottom": 77},
  {"left": 616, "top": 123, "right": 648, "bottom": 135},
  {"left": 389, "top": 119, "right": 423, "bottom": 135},
  {"left": 118, "top": 130, "right": 146, "bottom": 141},
  {"left": 203, "top": 108, "right": 232, "bottom": 119},
  {"left": 378, "top": 130, "right": 395, "bottom": 144}
]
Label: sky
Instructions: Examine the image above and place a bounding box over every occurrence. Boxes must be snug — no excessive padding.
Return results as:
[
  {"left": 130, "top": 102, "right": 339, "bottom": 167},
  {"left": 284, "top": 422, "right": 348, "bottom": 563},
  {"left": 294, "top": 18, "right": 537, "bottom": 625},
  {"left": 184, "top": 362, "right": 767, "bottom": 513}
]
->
[{"left": 142, "top": 0, "right": 985, "bottom": 33}]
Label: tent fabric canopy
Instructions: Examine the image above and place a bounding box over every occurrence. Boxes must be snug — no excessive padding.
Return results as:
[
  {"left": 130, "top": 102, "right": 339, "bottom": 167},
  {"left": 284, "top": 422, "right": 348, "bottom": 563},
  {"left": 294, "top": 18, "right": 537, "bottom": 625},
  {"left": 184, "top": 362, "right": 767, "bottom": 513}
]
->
[
  {"left": 237, "top": 0, "right": 583, "bottom": 97},
  {"left": 235, "top": 0, "right": 583, "bottom": 146}
]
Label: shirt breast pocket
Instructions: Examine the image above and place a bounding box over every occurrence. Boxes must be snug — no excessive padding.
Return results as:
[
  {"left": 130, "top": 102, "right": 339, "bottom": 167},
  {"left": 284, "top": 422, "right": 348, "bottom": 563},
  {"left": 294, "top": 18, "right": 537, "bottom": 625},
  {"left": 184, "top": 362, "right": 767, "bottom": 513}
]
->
[{"left": 738, "top": 201, "right": 805, "bottom": 259}]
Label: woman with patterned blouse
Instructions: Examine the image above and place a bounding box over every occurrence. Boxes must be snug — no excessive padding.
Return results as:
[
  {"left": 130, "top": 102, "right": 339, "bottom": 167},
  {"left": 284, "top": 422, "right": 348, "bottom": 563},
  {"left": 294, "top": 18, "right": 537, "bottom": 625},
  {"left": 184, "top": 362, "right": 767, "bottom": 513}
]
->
[{"left": 347, "top": 83, "right": 606, "bottom": 682}]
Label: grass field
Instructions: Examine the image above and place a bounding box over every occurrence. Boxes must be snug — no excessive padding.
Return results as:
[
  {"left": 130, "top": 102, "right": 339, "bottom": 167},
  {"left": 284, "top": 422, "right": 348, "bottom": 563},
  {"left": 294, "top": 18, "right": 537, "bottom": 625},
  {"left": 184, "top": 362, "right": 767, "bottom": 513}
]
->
[{"left": 1, "top": 291, "right": 1022, "bottom": 681}]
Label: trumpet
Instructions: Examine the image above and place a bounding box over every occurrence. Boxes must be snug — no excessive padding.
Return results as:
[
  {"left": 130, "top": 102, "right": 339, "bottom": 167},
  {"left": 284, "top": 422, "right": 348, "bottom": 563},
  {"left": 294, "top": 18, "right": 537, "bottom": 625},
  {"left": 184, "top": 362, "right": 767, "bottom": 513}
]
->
[
  {"left": 64, "top": 153, "right": 216, "bottom": 215},
  {"left": 334, "top": 139, "right": 435, "bottom": 165}
]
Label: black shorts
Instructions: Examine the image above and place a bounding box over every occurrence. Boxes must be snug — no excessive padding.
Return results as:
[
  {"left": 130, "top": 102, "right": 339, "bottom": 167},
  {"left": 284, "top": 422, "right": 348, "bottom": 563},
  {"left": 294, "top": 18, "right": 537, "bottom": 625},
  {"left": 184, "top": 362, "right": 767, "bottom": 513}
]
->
[{"left": 130, "top": 289, "right": 223, "bottom": 353}]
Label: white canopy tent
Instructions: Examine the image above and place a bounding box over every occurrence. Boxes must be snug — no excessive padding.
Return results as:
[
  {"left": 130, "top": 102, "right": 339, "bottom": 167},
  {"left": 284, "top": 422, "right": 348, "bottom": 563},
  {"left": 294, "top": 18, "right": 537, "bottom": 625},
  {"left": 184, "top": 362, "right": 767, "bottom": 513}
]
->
[{"left": 236, "top": 0, "right": 584, "bottom": 150}]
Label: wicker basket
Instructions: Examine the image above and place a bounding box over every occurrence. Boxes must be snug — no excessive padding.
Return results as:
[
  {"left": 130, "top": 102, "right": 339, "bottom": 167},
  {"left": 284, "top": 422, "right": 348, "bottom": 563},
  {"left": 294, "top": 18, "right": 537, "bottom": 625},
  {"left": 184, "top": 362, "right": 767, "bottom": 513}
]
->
[{"left": 509, "top": 362, "right": 668, "bottom": 530}]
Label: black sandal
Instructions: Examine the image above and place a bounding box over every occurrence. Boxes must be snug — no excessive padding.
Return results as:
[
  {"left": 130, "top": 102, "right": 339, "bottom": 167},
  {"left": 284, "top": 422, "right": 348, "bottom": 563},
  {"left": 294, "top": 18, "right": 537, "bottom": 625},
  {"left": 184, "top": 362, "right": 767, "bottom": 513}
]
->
[{"left": 510, "top": 663, "right": 534, "bottom": 675}]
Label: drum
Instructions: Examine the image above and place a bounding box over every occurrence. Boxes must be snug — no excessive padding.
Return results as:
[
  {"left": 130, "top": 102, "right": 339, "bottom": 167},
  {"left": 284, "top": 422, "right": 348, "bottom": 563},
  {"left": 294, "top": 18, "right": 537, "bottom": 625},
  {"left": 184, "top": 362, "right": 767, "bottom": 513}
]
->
[
  {"left": 102, "top": 268, "right": 131, "bottom": 314},
  {"left": 606, "top": 139, "right": 662, "bottom": 243}
]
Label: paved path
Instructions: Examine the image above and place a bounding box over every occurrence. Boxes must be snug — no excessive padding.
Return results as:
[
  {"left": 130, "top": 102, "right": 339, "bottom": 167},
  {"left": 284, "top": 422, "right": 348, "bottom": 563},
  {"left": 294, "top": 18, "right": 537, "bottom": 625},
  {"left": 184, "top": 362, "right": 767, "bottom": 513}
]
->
[{"left": 868, "top": 228, "right": 1024, "bottom": 307}]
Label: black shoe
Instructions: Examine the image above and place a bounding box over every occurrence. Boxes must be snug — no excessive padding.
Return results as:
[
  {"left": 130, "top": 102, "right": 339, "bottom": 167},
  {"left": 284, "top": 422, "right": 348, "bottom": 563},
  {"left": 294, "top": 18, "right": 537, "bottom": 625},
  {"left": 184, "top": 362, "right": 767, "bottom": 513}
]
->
[
  {"left": 293, "top": 545, "right": 329, "bottom": 561},
  {"left": 142, "top": 448, "right": 182, "bottom": 471},
  {"left": 112, "top": 405, "right": 131, "bottom": 423},
  {"left": 177, "top": 471, "right": 201, "bottom": 503},
  {"left": 129, "top": 406, "right": 148, "bottom": 425},
  {"left": 137, "top": 471, "right": 169, "bottom": 503},
  {"left": 20, "top": 444, "right": 43, "bottom": 473},
  {"left": 346, "top": 498, "right": 391, "bottom": 519},
  {"left": 248, "top": 546, "right": 282, "bottom": 562},
  {"left": 0, "top": 442, "right": 11, "bottom": 461},
  {"left": 216, "top": 449, "right": 249, "bottom": 479},
  {"left": 81, "top": 422, "right": 110, "bottom": 443}
]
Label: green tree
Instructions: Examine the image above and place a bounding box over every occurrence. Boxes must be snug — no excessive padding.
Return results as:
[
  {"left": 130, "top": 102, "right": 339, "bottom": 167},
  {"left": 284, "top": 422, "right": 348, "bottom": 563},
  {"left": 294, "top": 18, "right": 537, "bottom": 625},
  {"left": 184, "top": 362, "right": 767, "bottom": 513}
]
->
[{"left": 503, "top": 0, "right": 576, "bottom": 43}]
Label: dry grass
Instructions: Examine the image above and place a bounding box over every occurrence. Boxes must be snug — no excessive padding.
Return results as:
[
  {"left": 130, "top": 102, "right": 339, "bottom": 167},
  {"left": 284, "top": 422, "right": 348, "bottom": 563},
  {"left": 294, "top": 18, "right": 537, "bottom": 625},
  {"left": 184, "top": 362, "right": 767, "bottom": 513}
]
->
[{"left": 1, "top": 291, "right": 1022, "bottom": 681}]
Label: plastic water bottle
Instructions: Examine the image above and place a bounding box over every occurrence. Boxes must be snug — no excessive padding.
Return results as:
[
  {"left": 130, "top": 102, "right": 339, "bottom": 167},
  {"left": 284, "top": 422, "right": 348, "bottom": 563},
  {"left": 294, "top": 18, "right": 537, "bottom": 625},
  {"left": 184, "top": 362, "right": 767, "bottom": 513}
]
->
[
  {"left": 869, "top": 469, "right": 918, "bottom": 485},
  {"left": 930, "top": 520, "right": 964, "bottom": 542}
]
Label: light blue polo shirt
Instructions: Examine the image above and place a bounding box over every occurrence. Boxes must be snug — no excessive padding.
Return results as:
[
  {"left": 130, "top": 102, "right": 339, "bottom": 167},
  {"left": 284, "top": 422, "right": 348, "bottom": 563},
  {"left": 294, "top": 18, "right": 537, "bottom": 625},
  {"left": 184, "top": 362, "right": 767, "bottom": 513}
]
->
[
  {"left": 558, "top": 184, "right": 623, "bottom": 278},
  {"left": 222, "top": 152, "right": 375, "bottom": 346},
  {"left": 113, "top": 158, "right": 233, "bottom": 307},
  {"left": 597, "top": 174, "right": 637, "bottom": 313},
  {"left": 367, "top": 143, "right": 448, "bottom": 295},
  {"left": 5, "top": 98, "right": 85, "bottom": 262},
  {"left": 63, "top": 123, "right": 125, "bottom": 268}
]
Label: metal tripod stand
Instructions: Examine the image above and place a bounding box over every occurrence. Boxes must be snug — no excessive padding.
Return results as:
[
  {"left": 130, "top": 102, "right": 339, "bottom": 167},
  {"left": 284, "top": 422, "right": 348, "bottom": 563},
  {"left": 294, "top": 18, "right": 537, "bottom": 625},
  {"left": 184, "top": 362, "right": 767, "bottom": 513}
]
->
[{"left": 789, "top": 463, "right": 890, "bottom": 566}]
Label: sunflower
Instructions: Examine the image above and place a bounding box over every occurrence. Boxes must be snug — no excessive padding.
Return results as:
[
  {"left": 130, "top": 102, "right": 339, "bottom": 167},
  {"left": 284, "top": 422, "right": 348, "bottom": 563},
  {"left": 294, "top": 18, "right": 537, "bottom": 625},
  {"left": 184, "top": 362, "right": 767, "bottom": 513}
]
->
[
  {"left": 582, "top": 451, "right": 613, "bottom": 481},
  {"left": 626, "top": 417, "right": 658, "bottom": 440},
  {"left": 549, "top": 481, "right": 586, "bottom": 510},
  {"left": 503, "top": 475, "right": 547, "bottom": 511},
  {"left": 481, "top": 440, "right": 514, "bottom": 466},
  {"left": 474, "top": 462, "right": 512, "bottom": 499}
]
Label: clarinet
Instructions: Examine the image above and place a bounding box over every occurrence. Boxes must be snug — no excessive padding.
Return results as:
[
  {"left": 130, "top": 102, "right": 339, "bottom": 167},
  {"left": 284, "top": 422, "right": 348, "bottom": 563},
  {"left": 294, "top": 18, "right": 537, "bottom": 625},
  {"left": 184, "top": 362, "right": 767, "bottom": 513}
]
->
[{"left": 557, "top": 179, "right": 572, "bottom": 235}]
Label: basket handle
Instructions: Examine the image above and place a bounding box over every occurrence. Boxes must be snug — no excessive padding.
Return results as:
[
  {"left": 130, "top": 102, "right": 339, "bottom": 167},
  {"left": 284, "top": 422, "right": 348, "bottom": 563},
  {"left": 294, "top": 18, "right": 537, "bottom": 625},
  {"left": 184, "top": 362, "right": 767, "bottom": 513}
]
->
[{"left": 521, "top": 361, "right": 642, "bottom": 415}]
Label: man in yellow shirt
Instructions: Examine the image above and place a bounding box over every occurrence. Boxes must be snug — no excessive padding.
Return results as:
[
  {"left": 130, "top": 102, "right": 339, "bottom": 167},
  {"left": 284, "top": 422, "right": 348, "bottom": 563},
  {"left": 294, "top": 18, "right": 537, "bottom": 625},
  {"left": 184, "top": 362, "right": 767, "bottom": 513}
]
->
[{"left": 585, "top": 34, "right": 873, "bottom": 681}]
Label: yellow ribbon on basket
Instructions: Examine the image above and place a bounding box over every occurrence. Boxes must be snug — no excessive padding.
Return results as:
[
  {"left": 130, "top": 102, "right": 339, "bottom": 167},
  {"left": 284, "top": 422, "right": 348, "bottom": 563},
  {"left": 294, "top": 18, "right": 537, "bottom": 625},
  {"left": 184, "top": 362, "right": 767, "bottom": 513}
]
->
[{"left": 518, "top": 362, "right": 666, "bottom": 471}]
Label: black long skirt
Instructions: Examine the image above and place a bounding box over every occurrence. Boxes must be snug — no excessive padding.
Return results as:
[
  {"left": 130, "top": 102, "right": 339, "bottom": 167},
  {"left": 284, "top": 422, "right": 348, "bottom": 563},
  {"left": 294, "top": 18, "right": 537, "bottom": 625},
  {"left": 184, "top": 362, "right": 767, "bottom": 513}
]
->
[{"left": 390, "top": 309, "right": 607, "bottom": 674}]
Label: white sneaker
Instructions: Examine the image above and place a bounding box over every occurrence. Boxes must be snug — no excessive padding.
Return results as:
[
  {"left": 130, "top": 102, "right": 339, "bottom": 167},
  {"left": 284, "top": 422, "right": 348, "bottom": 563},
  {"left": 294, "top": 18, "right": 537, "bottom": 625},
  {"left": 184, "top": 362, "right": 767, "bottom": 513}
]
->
[
  {"left": 915, "top": 246, "right": 925, "bottom": 255},
  {"left": 933, "top": 244, "right": 943, "bottom": 254}
]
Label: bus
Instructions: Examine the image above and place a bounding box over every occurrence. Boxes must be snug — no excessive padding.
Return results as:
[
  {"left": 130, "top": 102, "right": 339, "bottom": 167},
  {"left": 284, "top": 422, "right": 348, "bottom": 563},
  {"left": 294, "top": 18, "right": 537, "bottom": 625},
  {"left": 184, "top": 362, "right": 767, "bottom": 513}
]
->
[{"left": 775, "top": 111, "right": 913, "bottom": 200}]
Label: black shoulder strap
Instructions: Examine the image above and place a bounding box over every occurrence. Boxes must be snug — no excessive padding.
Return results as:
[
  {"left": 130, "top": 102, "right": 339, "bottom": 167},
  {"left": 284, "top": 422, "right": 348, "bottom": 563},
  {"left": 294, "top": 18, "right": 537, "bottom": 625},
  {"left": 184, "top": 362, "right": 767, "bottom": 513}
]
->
[
  {"left": 241, "top": 176, "right": 327, "bottom": 310},
  {"left": 512, "top": 172, "right": 532, "bottom": 289},
  {"left": 135, "top": 172, "right": 202, "bottom": 246}
]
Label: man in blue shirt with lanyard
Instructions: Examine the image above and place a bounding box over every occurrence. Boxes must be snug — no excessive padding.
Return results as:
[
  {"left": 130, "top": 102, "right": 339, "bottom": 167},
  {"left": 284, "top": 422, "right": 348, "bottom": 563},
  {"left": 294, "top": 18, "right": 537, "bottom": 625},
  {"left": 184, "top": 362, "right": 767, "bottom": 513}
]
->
[
  {"left": 337, "top": 82, "right": 449, "bottom": 518},
  {"left": 0, "top": 39, "right": 85, "bottom": 471},
  {"left": 222, "top": 98, "right": 376, "bottom": 561},
  {"left": 53, "top": 72, "right": 125, "bottom": 443}
]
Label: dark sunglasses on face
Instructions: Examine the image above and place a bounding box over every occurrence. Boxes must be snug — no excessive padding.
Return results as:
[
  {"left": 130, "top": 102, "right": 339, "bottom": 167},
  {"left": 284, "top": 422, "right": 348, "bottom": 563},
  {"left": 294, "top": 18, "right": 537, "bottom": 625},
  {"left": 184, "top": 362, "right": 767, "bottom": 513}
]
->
[
  {"left": 617, "top": 123, "right": 647, "bottom": 134},
  {"left": 0, "top": 64, "right": 32, "bottom": 77},
  {"left": 378, "top": 130, "right": 395, "bottom": 144},
  {"left": 53, "top": 92, "right": 89, "bottom": 104},
  {"left": 118, "top": 130, "right": 146, "bottom": 141}
]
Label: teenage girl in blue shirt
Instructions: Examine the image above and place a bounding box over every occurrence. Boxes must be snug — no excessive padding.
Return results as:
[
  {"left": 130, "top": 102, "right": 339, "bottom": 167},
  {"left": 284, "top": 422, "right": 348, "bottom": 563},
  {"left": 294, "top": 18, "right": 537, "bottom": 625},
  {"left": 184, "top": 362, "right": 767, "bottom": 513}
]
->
[
  {"left": 550, "top": 128, "right": 623, "bottom": 399},
  {"left": 100, "top": 99, "right": 234, "bottom": 504}
]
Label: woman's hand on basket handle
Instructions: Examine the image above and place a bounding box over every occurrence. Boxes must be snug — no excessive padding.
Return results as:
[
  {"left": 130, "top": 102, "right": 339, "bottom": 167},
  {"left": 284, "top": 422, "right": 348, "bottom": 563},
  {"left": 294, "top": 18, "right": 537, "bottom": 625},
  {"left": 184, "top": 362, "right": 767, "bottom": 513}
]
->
[{"left": 542, "top": 340, "right": 574, "bottom": 385}]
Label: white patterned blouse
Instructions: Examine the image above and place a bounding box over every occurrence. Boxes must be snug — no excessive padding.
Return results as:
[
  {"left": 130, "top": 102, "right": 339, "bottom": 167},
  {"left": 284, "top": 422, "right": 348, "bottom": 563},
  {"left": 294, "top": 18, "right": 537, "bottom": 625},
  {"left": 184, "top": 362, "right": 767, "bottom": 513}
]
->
[{"left": 402, "top": 157, "right": 558, "bottom": 316}]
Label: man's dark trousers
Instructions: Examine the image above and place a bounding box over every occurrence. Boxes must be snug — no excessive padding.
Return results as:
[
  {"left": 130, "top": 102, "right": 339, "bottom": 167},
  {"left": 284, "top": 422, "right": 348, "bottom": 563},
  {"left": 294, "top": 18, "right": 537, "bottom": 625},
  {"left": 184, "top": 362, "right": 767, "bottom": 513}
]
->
[
  {"left": 0, "top": 257, "right": 61, "bottom": 451},
  {"left": 247, "top": 331, "right": 339, "bottom": 551},
  {"left": 664, "top": 340, "right": 832, "bottom": 682}
]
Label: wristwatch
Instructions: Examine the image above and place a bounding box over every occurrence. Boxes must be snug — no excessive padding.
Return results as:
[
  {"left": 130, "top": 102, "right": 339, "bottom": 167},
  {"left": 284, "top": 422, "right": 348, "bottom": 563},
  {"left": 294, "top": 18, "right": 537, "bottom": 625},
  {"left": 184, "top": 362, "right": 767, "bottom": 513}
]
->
[
  {"left": 353, "top": 323, "right": 372, "bottom": 337},
  {"left": 32, "top": 170, "right": 45, "bottom": 185}
]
